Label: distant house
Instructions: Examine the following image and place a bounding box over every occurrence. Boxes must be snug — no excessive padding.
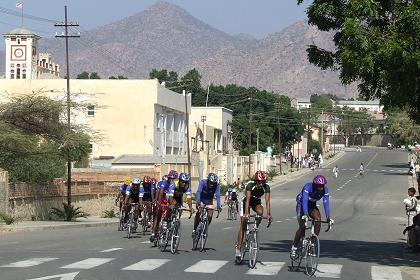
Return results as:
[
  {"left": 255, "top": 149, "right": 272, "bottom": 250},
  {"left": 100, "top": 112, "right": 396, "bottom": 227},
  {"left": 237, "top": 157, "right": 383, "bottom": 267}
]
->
[{"left": 335, "top": 100, "right": 383, "bottom": 113}]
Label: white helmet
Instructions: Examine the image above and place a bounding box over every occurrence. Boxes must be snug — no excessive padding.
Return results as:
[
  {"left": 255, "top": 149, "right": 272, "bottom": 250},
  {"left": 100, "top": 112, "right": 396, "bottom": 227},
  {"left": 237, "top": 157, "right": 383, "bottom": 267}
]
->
[{"left": 403, "top": 198, "right": 415, "bottom": 208}]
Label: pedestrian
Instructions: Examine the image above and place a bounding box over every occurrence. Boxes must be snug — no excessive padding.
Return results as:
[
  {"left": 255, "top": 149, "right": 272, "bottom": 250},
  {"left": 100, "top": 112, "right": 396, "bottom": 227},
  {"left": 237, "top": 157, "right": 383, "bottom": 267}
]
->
[{"left": 403, "top": 212, "right": 420, "bottom": 252}]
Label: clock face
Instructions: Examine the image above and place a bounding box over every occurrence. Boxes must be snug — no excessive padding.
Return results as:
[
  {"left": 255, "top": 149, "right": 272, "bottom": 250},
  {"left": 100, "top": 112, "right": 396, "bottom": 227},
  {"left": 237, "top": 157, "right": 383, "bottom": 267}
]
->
[
  {"left": 14, "top": 48, "right": 24, "bottom": 58},
  {"left": 11, "top": 45, "right": 26, "bottom": 61}
]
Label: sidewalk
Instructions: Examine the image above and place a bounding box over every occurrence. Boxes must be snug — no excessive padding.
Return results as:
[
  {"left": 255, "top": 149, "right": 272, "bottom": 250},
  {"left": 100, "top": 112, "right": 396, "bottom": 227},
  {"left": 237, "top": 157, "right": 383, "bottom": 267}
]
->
[
  {"left": 0, "top": 216, "right": 118, "bottom": 234},
  {"left": 271, "top": 151, "right": 346, "bottom": 188}
]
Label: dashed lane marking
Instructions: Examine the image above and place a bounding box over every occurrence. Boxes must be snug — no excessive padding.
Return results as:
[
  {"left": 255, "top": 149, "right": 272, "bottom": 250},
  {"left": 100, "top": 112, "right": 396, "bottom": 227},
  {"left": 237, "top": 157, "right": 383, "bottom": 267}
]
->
[
  {"left": 0, "top": 258, "right": 58, "bottom": 268},
  {"left": 371, "top": 265, "right": 402, "bottom": 280},
  {"left": 315, "top": 264, "right": 343, "bottom": 278},
  {"left": 122, "top": 259, "right": 171, "bottom": 271},
  {"left": 184, "top": 260, "right": 228, "bottom": 273},
  {"left": 60, "top": 258, "right": 114, "bottom": 269},
  {"left": 101, "top": 248, "right": 123, "bottom": 253},
  {"left": 223, "top": 227, "right": 233, "bottom": 230},
  {"left": 246, "top": 261, "right": 285, "bottom": 275}
]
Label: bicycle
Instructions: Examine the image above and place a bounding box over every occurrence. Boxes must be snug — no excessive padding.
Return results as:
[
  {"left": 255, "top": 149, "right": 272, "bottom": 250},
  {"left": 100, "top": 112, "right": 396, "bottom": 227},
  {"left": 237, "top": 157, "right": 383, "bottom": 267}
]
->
[
  {"left": 126, "top": 203, "right": 140, "bottom": 239},
  {"left": 290, "top": 218, "right": 333, "bottom": 276},
  {"left": 227, "top": 200, "right": 238, "bottom": 220},
  {"left": 118, "top": 207, "right": 126, "bottom": 231},
  {"left": 168, "top": 206, "right": 192, "bottom": 254},
  {"left": 140, "top": 202, "right": 154, "bottom": 235},
  {"left": 192, "top": 206, "right": 220, "bottom": 252},
  {"left": 239, "top": 215, "right": 271, "bottom": 268}
]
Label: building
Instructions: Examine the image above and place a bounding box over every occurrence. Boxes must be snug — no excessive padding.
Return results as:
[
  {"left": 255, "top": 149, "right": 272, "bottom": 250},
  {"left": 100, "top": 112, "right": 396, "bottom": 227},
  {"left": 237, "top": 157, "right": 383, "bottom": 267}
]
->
[
  {"left": 0, "top": 79, "right": 191, "bottom": 168},
  {"left": 335, "top": 100, "right": 383, "bottom": 113},
  {"left": 3, "top": 27, "right": 60, "bottom": 79},
  {"left": 291, "top": 98, "right": 311, "bottom": 110}
]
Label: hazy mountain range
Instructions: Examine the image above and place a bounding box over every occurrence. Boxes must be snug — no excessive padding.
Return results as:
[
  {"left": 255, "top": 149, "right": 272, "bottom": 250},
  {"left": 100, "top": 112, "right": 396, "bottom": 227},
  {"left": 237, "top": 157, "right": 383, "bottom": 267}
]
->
[{"left": 0, "top": 1, "right": 356, "bottom": 98}]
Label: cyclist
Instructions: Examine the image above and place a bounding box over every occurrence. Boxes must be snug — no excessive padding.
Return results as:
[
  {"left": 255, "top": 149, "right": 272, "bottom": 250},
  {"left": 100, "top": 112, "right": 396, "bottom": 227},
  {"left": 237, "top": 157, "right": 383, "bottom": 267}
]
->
[
  {"left": 150, "top": 170, "right": 178, "bottom": 242},
  {"left": 359, "top": 163, "right": 364, "bottom": 176},
  {"left": 167, "top": 172, "right": 193, "bottom": 212},
  {"left": 235, "top": 171, "right": 271, "bottom": 263},
  {"left": 124, "top": 178, "right": 142, "bottom": 230},
  {"left": 193, "top": 173, "right": 222, "bottom": 237},
  {"left": 290, "top": 175, "right": 331, "bottom": 258},
  {"left": 139, "top": 175, "right": 156, "bottom": 227},
  {"left": 225, "top": 185, "right": 239, "bottom": 213},
  {"left": 116, "top": 178, "right": 131, "bottom": 211},
  {"left": 332, "top": 165, "right": 338, "bottom": 178}
]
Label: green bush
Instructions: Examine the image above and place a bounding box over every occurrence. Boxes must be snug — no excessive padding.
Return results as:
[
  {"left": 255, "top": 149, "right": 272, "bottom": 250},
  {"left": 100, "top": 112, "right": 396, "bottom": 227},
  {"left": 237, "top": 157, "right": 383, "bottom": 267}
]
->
[
  {"left": 102, "top": 209, "right": 117, "bottom": 218},
  {"left": 266, "top": 168, "right": 279, "bottom": 181},
  {"left": 50, "top": 203, "right": 88, "bottom": 221},
  {"left": 0, "top": 212, "right": 19, "bottom": 225}
]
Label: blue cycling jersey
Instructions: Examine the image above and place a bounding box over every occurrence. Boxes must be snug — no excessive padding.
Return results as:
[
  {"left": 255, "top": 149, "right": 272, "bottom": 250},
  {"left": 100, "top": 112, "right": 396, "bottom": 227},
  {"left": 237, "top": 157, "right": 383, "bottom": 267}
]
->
[
  {"left": 119, "top": 184, "right": 129, "bottom": 193},
  {"left": 125, "top": 185, "right": 141, "bottom": 198},
  {"left": 139, "top": 183, "right": 155, "bottom": 198},
  {"left": 296, "top": 182, "right": 330, "bottom": 217},
  {"left": 196, "top": 179, "right": 221, "bottom": 208},
  {"left": 157, "top": 179, "right": 175, "bottom": 199}
]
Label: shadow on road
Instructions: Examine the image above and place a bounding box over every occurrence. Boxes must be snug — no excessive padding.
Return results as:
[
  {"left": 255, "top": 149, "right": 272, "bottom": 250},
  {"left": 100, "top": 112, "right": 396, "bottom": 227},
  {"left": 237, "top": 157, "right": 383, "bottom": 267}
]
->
[
  {"left": 382, "top": 164, "right": 408, "bottom": 168},
  {"left": 260, "top": 239, "right": 420, "bottom": 267}
]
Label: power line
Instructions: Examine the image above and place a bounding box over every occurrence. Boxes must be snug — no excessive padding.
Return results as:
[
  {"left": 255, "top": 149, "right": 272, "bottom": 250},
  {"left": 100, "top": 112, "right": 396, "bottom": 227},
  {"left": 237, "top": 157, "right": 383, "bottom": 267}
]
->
[{"left": 0, "top": 6, "right": 58, "bottom": 23}]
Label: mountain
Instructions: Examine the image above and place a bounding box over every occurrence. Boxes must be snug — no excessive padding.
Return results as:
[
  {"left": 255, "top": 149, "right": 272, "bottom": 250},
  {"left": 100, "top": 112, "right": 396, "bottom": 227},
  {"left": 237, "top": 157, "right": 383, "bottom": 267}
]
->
[{"left": 0, "top": 1, "right": 355, "bottom": 98}]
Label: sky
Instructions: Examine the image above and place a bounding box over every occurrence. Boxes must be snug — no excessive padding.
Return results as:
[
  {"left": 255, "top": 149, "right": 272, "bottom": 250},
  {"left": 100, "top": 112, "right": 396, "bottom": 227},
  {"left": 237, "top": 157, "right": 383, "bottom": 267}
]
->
[{"left": 0, "top": 0, "right": 309, "bottom": 50}]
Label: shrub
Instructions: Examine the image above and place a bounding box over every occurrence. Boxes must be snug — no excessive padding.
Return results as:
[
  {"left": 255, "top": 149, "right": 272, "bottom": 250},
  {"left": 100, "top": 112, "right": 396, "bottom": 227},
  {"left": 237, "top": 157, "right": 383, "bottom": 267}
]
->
[
  {"left": 102, "top": 209, "right": 117, "bottom": 218},
  {"left": 266, "top": 168, "right": 279, "bottom": 181},
  {"left": 0, "top": 212, "right": 19, "bottom": 225},
  {"left": 50, "top": 203, "right": 88, "bottom": 221}
]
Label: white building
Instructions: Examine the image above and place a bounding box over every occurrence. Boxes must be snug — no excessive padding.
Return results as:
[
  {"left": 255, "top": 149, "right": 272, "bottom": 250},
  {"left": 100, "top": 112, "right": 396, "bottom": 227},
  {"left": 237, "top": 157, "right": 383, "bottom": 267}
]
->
[
  {"left": 291, "top": 98, "right": 311, "bottom": 110},
  {"left": 335, "top": 100, "right": 383, "bottom": 113},
  {"left": 3, "top": 27, "right": 59, "bottom": 80}
]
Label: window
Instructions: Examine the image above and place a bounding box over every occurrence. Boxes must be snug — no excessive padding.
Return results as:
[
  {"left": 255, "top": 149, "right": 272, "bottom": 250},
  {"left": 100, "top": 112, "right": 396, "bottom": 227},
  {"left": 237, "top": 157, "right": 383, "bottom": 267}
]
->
[
  {"left": 22, "top": 70, "right": 26, "bottom": 79},
  {"left": 10, "top": 63, "right": 14, "bottom": 68},
  {"left": 17, "top": 38, "right": 20, "bottom": 44},
  {"left": 10, "top": 74, "right": 14, "bottom": 79},
  {"left": 16, "top": 68, "right": 20, "bottom": 79},
  {"left": 87, "top": 105, "right": 95, "bottom": 116}
]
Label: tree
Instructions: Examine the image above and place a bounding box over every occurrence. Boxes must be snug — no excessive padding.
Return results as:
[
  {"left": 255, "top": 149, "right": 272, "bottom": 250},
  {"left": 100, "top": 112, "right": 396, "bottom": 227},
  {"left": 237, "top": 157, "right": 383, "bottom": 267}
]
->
[
  {"left": 387, "top": 110, "right": 420, "bottom": 145},
  {"left": 0, "top": 93, "right": 92, "bottom": 183},
  {"left": 297, "top": 0, "right": 420, "bottom": 123},
  {"left": 109, "top": 75, "right": 128, "bottom": 79},
  {"left": 337, "top": 107, "right": 375, "bottom": 147},
  {"left": 89, "top": 72, "right": 100, "bottom": 79},
  {"left": 76, "top": 71, "right": 89, "bottom": 79}
]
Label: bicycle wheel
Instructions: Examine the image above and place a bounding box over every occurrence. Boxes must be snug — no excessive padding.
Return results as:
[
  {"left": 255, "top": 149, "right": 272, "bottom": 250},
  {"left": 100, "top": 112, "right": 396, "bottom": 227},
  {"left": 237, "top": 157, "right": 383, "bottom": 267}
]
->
[
  {"left": 248, "top": 230, "right": 259, "bottom": 268},
  {"left": 127, "top": 212, "right": 133, "bottom": 239},
  {"left": 233, "top": 207, "right": 237, "bottom": 220},
  {"left": 305, "top": 235, "right": 320, "bottom": 276},
  {"left": 170, "top": 221, "right": 181, "bottom": 254},
  {"left": 290, "top": 238, "right": 304, "bottom": 271},
  {"left": 118, "top": 209, "right": 124, "bottom": 231},
  {"left": 141, "top": 214, "right": 148, "bottom": 235},
  {"left": 199, "top": 222, "right": 208, "bottom": 252},
  {"left": 159, "top": 222, "right": 169, "bottom": 252},
  {"left": 228, "top": 206, "right": 232, "bottom": 220}
]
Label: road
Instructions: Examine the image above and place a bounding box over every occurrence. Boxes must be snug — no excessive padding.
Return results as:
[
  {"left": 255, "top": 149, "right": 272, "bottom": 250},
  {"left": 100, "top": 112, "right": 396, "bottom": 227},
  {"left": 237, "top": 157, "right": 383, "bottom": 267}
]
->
[{"left": 1, "top": 148, "right": 419, "bottom": 280}]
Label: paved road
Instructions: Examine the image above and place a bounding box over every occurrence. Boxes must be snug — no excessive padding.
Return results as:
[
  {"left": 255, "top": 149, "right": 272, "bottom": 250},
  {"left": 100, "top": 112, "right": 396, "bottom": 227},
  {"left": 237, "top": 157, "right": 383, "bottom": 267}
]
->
[{"left": 1, "top": 148, "right": 419, "bottom": 280}]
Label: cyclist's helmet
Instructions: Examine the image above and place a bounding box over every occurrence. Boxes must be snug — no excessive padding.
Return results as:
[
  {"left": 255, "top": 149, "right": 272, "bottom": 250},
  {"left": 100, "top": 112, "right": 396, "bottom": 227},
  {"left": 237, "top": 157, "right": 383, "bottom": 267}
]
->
[
  {"left": 313, "top": 175, "right": 327, "bottom": 186},
  {"left": 207, "top": 173, "right": 218, "bottom": 184},
  {"left": 179, "top": 172, "right": 190, "bottom": 182},
  {"left": 123, "top": 178, "right": 131, "bottom": 185},
  {"left": 255, "top": 170, "right": 267, "bottom": 182},
  {"left": 162, "top": 175, "right": 168, "bottom": 181},
  {"left": 168, "top": 170, "right": 178, "bottom": 179},
  {"left": 143, "top": 175, "right": 152, "bottom": 184},
  {"left": 132, "top": 178, "right": 141, "bottom": 185}
]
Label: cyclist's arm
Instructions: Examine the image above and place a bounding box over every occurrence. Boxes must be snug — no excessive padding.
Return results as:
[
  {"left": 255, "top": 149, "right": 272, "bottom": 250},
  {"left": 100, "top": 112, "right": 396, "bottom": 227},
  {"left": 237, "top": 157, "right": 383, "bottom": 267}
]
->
[
  {"left": 151, "top": 183, "right": 156, "bottom": 202},
  {"left": 139, "top": 187, "right": 144, "bottom": 204},
  {"left": 215, "top": 184, "right": 221, "bottom": 209},
  {"left": 124, "top": 190, "right": 130, "bottom": 205},
  {"left": 167, "top": 185, "right": 175, "bottom": 205},
  {"left": 244, "top": 190, "right": 251, "bottom": 216},
  {"left": 196, "top": 181, "right": 203, "bottom": 206},
  {"left": 265, "top": 186, "right": 271, "bottom": 218},
  {"left": 323, "top": 187, "right": 330, "bottom": 218},
  {"left": 302, "top": 188, "right": 310, "bottom": 216},
  {"left": 186, "top": 187, "right": 193, "bottom": 210}
]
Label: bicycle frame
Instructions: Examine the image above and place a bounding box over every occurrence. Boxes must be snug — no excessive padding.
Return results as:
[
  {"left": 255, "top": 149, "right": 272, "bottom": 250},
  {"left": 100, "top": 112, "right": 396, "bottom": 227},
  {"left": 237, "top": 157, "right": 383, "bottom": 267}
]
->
[
  {"left": 240, "top": 215, "right": 270, "bottom": 268},
  {"left": 193, "top": 206, "right": 220, "bottom": 252}
]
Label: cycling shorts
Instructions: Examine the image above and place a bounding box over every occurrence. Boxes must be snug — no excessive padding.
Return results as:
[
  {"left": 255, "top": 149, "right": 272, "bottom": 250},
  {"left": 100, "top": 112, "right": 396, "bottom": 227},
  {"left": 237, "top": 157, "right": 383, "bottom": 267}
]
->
[
  {"left": 296, "top": 201, "right": 319, "bottom": 220},
  {"left": 240, "top": 198, "right": 261, "bottom": 217}
]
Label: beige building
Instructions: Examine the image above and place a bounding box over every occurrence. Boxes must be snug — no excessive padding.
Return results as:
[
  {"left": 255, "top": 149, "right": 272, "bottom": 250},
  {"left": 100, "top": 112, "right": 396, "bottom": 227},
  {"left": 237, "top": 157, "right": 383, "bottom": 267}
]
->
[{"left": 0, "top": 79, "right": 191, "bottom": 168}]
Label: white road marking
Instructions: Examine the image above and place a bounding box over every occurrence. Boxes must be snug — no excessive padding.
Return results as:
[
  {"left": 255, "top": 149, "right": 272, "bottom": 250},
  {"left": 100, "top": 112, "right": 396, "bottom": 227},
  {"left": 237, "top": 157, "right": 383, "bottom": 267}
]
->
[
  {"left": 185, "top": 260, "right": 228, "bottom": 273},
  {"left": 223, "top": 227, "right": 233, "bottom": 230},
  {"left": 350, "top": 169, "right": 355, "bottom": 171},
  {"left": 371, "top": 265, "right": 402, "bottom": 280},
  {"left": 122, "top": 259, "right": 171, "bottom": 271},
  {"left": 26, "top": 272, "right": 80, "bottom": 280},
  {"left": 276, "top": 220, "right": 282, "bottom": 223},
  {"left": 61, "top": 258, "right": 114, "bottom": 269},
  {"left": 373, "top": 170, "right": 378, "bottom": 172},
  {"left": 285, "top": 218, "right": 291, "bottom": 221},
  {"left": 141, "top": 241, "right": 151, "bottom": 244},
  {"left": 315, "top": 264, "right": 343, "bottom": 278},
  {"left": 381, "top": 170, "right": 386, "bottom": 172},
  {"left": 246, "top": 261, "right": 285, "bottom": 275},
  {"left": 101, "top": 248, "right": 123, "bottom": 253},
  {"left": 390, "top": 170, "right": 395, "bottom": 172},
  {"left": 1, "top": 258, "right": 58, "bottom": 268}
]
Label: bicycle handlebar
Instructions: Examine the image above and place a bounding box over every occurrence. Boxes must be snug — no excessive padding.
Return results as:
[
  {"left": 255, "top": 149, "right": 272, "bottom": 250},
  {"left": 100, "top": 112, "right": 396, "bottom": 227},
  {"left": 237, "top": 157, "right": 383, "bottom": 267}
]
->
[
  {"left": 304, "top": 218, "right": 334, "bottom": 232},
  {"left": 246, "top": 215, "right": 272, "bottom": 228}
]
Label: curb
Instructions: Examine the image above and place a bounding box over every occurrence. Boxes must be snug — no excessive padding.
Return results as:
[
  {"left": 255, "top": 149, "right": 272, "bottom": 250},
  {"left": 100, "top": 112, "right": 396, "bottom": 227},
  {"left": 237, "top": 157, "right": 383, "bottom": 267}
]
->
[{"left": 0, "top": 220, "right": 118, "bottom": 234}]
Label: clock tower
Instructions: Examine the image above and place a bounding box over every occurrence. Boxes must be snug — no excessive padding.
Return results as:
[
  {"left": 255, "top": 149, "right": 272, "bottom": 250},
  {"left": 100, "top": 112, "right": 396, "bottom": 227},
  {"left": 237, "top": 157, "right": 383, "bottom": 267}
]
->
[{"left": 3, "top": 27, "right": 40, "bottom": 79}]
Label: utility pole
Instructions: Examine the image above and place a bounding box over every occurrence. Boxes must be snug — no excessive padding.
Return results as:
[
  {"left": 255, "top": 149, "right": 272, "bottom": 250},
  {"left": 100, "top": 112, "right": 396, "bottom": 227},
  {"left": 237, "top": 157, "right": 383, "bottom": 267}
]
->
[
  {"left": 256, "top": 128, "right": 260, "bottom": 152},
  {"left": 248, "top": 90, "right": 253, "bottom": 177},
  {"left": 277, "top": 106, "right": 282, "bottom": 174},
  {"left": 306, "top": 109, "right": 311, "bottom": 154},
  {"left": 183, "top": 90, "right": 192, "bottom": 182},
  {"left": 321, "top": 110, "right": 324, "bottom": 155},
  {"left": 55, "top": 6, "right": 79, "bottom": 206}
]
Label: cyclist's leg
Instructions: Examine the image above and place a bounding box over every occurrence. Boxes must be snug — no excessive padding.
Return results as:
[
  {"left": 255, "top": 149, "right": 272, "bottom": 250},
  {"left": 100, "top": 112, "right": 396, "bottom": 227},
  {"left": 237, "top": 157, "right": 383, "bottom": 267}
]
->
[
  {"left": 309, "top": 208, "right": 321, "bottom": 235},
  {"left": 193, "top": 204, "right": 201, "bottom": 231},
  {"left": 254, "top": 204, "right": 263, "bottom": 226},
  {"left": 293, "top": 203, "right": 305, "bottom": 247},
  {"left": 206, "top": 202, "right": 216, "bottom": 225},
  {"left": 235, "top": 199, "right": 247, "bottom": 260}
]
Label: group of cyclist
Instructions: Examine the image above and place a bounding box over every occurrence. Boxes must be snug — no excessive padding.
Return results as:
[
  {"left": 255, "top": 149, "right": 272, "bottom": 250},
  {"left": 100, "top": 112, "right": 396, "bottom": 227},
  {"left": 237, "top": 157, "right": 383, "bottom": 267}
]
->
[{"left": 116, "top": 170, "right": 332, "bottom": 264}]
